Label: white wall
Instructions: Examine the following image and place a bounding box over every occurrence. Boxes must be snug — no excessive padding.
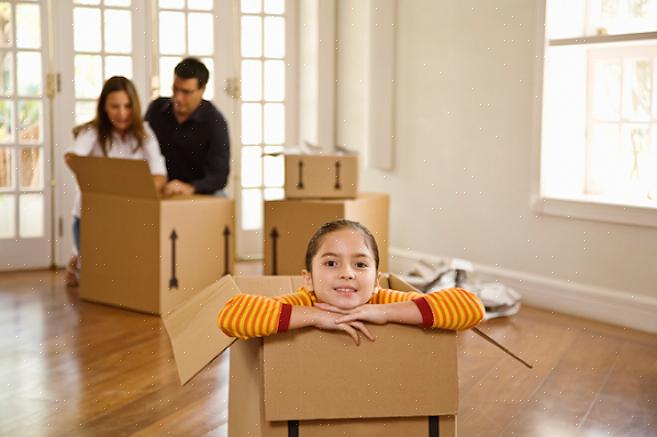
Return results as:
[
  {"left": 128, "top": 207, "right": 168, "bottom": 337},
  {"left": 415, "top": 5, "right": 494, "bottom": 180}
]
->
[{"left": 336, "top": 0, "right": 657, "bottom": 307}]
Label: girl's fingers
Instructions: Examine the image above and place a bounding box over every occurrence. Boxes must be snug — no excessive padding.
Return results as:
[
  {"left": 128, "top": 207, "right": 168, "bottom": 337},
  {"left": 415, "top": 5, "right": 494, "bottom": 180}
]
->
[
  {"left": 351, "top": 321, "right": 375, "bottom": 342},
  {"left": 341, "top": 324, "right": 360, "bottom": 345}
]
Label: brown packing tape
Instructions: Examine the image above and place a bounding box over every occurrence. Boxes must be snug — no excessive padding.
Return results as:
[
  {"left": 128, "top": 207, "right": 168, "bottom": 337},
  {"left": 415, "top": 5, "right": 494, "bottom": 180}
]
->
[{"left": 472, "top": 327, "right": 533, "bottom": 369}]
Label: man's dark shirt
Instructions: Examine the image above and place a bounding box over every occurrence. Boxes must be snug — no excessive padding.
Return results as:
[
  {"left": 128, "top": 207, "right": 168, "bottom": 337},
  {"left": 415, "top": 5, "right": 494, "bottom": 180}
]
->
[{"left": 145, "top": 97, "right": 230, "bottom": 194}]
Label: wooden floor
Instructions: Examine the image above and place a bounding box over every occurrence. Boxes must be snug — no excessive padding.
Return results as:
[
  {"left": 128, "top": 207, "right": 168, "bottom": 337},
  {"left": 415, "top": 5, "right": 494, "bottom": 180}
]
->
[{"left": 1, "top": 266, "right": 656, "bottom": 437}]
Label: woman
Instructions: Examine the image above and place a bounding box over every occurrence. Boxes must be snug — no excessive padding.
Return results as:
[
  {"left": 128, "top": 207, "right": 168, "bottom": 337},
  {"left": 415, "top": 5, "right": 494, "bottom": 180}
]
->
[{"left": 64, "top": 76, "right": 167, "bottom": 287}]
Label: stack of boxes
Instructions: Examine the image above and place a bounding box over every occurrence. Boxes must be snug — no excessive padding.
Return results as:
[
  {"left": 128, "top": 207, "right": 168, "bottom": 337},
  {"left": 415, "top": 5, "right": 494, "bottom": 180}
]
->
[{"left": 264, "top": 149, "right": 390, "bottom": 274}]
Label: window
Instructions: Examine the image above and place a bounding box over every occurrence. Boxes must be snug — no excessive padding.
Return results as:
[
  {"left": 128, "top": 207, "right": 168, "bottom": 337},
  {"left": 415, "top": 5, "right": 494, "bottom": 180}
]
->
[{"left": 541, "top": 0, "right": 657, "bottom": 218}]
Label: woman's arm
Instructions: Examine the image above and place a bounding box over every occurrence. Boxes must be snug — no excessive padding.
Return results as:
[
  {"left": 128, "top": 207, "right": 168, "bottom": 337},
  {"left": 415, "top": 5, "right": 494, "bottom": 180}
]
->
[{"left": 152, "top": 175, "right": 166, "bottom": 195}]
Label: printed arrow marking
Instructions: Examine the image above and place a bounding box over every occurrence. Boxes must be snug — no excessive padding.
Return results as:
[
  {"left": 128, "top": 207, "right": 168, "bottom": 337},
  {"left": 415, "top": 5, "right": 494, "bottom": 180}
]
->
[
  {"left": 169, "top": 229, "right": 178, "bottom": 289},
  {"left": 297, "top": 161, "right": 304, "bottom": 189},
  {"left": 270, "top": 227, "right": 279, "bottom": 275},
  {"left": 223, "top": 226, "right": 231, "bottom": 275},
  {"left": 334, "top": 160, "right": 341, "bottom": 189}
]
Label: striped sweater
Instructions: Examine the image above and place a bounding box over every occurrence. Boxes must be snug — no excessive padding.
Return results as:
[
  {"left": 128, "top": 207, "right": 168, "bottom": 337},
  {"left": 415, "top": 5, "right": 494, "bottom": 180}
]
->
[{"left": 218, "top": 287, "right": 485, "bottom": 340}]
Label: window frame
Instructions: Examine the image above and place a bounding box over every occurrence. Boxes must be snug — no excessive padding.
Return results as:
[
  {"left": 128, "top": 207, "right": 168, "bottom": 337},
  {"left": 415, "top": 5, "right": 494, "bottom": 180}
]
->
[{"left": 534, "top": 1, "right": 657, "bottom": 228}]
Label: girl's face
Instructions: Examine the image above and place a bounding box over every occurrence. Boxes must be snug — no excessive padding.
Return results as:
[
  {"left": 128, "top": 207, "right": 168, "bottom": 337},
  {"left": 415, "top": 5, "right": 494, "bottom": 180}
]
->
[
  {"left": 104, "top": 90, "right": 133, "bottom": 134},
  {"left": 303, "top": 228, "right": 378, "bottom": 310}
]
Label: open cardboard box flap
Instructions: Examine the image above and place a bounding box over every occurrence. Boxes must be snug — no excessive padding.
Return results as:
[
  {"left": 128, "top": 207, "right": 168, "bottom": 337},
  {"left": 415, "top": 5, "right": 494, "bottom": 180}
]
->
[{"left": 70, "top": 155, "right": 158, "bottom": 199}]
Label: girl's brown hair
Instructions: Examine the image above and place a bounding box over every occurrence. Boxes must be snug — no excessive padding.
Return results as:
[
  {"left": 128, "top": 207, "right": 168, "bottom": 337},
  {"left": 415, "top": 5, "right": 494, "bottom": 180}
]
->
[
  {"left": 304, "top": 219, "right": 380, "bottom": 272},
  {"left": 72, "top": 76, "right": 146, "bottom": 155}
]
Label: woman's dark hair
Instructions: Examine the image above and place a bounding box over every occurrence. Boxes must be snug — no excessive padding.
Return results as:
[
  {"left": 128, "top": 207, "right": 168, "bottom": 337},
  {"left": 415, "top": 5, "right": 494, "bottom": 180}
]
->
[
  {"left": 72, "top": 76, "right": 145, "bottom": 156},
  {"left": 174, "top": 57, "right": 209, "bottom": 88},
  {"left": 304, "top": 219, "right": 380, "bottom": 272}
]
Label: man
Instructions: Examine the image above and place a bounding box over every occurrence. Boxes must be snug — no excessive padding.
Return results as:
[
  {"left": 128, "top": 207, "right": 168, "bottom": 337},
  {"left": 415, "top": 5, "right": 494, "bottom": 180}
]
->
[{"left": 145, "top": 57, "right": 230, "bottom": 196}]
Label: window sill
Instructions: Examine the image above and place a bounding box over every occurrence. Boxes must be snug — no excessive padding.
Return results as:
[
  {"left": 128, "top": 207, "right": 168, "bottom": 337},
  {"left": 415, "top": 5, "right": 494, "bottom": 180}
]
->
[{"left": 531, "top": 195, "right": 657, "bottom": 228}]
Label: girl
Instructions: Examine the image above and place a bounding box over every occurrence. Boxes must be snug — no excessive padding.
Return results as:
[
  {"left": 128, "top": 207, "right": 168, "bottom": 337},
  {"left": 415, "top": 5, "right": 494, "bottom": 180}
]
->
[
  {"left": 64, "top": 76, "right": 167, "bottom": 287},
  {"left": 218, "top": 219, "right": 485, "bottom": 344}
]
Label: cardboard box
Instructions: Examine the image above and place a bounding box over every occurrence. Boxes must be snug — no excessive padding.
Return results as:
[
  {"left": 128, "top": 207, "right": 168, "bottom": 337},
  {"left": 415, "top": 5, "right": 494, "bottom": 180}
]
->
[
  {"left": 163, "top": 274, "right": 458, "bottom": 437},
  {"left": 284, "top": 152, "right": 358, "bottom": 199},
  {"left": 70, "top": 156, "right": 235, "bottom": 315},
  {"left": 263, "top": 192, "right": 389, "bottom": 275}
]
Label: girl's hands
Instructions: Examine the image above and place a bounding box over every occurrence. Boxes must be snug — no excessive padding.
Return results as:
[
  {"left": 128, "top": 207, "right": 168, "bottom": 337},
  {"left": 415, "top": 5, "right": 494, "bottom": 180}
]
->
[
  {"left": 311, "top": 307, "right": 375, "bottom": 345},
  {"left": 315, "top": 302, "right": 390, "bottom": 325}
]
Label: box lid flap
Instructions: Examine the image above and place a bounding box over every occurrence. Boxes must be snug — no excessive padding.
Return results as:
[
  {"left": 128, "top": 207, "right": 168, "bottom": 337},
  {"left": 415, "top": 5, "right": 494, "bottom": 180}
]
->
[
  {"left": 263, "top": 324, "right": 459, "bottom": 421},
  {"left": 69, "top": 155, "right": 158, "bottom": 199},
  {"left": 163, "top": 275, "right": 242, "bottom": 384}
]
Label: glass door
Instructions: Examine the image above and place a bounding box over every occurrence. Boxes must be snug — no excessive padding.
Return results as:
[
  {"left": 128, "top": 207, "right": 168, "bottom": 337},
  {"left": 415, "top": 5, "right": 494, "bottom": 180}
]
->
[{"left": 0, "top": 0, "right": 51, "bottom": 269}]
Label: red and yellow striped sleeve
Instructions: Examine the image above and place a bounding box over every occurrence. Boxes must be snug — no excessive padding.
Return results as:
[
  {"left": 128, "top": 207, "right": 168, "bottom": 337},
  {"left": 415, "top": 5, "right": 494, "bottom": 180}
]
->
[
  {"left": 217, "top": 289, "right": 314, "bottom": 339},
  {"left": 373, "top": 288, "right": 485, "bottom": 330}
]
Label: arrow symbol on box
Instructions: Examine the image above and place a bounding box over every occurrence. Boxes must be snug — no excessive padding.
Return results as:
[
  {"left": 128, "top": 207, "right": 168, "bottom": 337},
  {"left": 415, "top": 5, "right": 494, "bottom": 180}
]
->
[
  {"left": 334, "top": 160, "right": 341, "bottom": 190},
  {"left": 297, "top": 161, "right": 304, "bottom": 189},
  {"left": 223, "top": 225, "right": 231, "bottom": 276},
  {"left": 270, "top": 227, "right": 279, "bottom": 275},
  {"left": 169, "top": 229, "right": 179, "bottom": 289}
]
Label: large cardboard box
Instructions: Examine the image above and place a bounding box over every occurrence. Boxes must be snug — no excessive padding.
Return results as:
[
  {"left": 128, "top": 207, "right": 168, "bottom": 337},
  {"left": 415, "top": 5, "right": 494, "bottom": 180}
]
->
[
  {"left": 263, "top": 193, "right": 389, "bottom": 275},
  {"left": 163, "top": 274, "right": 458, "bottom": 437},
  {"left": 70, "top": 156, "right": 235, "bottom": 315},
  {"left": 284, "top": 152, "right": 358, "bottom": 199}
]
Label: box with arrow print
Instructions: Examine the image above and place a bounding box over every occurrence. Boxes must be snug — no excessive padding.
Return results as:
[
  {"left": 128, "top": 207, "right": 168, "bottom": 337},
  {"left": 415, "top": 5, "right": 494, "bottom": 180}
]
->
[
  {"left": 264, "top": 192, "right": 389, "bottom": 275},
  {"left": 70, "top": 156, "right": 235, "bottom": 315}
]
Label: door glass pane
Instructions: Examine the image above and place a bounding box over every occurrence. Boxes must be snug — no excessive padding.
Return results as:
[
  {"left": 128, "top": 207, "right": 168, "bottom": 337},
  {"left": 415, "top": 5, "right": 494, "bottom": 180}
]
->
[
  {"left": 592, "top": 59, "right": 620, "bottom": 121},
  {"left": 74, "top": 7, "right": 101, "bottom": 52},
  {"left": 241, "top": 103, "right": 262, "bottom": 145},
  {"left": 264, "top": 60, "right": 284, "bottom": 101},
  {"left": 241, "top": 0, "right": 262, "bottom": 14},
  {"left": 105, "top": 0, "right": 131, "bottom": 6},
  {"left": 623, "top": 58, "right": 652, "bottom": 121},
  {"left": 241, "top": 59, "right": 262, "bottom": 101},
  {"left": 201, "top": 57, "right": 214, "bottom": 99},
  {"left": 0, "top": 193, "right": 15, "bottom": 238},
  {"left": 241, "top": 145, "right": 262, "bottom": 187},
  {"left": 0, "top": 99, "right": 13, "bottom": 142},
  {"left": 241, "top": 16, "right": 262, "bottom": 58},
  {"left": 104, "top": 9, "right": 132, "bottom": 53},
  {"left": 264, "top": 102, "right": 284, "bottom": 144},
  {"left": 241, "top": 188, "right": 262, "bottom": 230},
  {"left": 75, "top": 101, "right": 96, "bottom": 125},
  {"left": 0, "top": 146, "right": 12, "bottom": 188},
  {"left": 74, "top": 0, "right": 100, "bottom": 4},
  {"left": 20, "top": 147, "right": 42, "bottom": 189},
  {"left": 158, "top": 56, "right": 180, "bottom": 97},
  {"left": 0, "top": 3, "right": 12, "bottom": 48},
  {"left": 159, "top": 11, "right": 185, "bottom": 55},
  {"left": 15, "top": 4, "right": 40, "bottom": 49},
  {"left": 263, "top": 187, "right": 283, "bottom": 200},
  {"left": 188, "top": 13, "right": 213, "bottom": 55},
  {"left": 264, "top": 0, "right": 285, "bottom": 14},
  {"left": 18, "top": 100, "right": 41, "bottom": 143},
  {"left": 263, "top": 145, "right": 283, "bottom": 187},
  {"left": 264, "top": 16, "right": 284, "bottom": 58},
  {"left": 75, "top": 54, "right": 102, "bottom": 98},
  {"left": 188, "top": 0, "right": 212, "bottom": 10},
  {"left": 16, "top": 51, "right": 42, "bottom": 96},
  {"left": 0, "top": 51, "right": 12, "bottom": 95},
  {"left": 19, "top": 192, "right": 43, "bottom": 238},
  {"left": 105, "top": 55, "right": 132, "bottom": 79},
  {"left": 159, "top": 0, "right": 184, "bottom": 8}
]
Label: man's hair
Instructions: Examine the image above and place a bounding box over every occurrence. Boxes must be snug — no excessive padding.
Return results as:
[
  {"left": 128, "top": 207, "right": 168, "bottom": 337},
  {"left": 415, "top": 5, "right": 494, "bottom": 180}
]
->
[
  {"left": 304, "top": 219, "right": 380, "bottom": 272},
  {"left": 174, "top": 57, "right": 209, "bottom": 88}
]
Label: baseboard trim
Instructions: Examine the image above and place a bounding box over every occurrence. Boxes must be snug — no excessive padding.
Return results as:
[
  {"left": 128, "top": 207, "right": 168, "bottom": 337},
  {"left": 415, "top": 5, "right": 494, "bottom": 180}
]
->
[{"left": 390, "top": 247, "right": 657, "bottom": 334}]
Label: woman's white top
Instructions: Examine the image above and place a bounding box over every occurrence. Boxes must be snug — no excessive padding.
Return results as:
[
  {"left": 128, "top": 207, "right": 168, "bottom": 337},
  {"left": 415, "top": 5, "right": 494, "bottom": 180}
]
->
[{"left": 66, "top": 122, "right": 167, "bottom": 218}]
